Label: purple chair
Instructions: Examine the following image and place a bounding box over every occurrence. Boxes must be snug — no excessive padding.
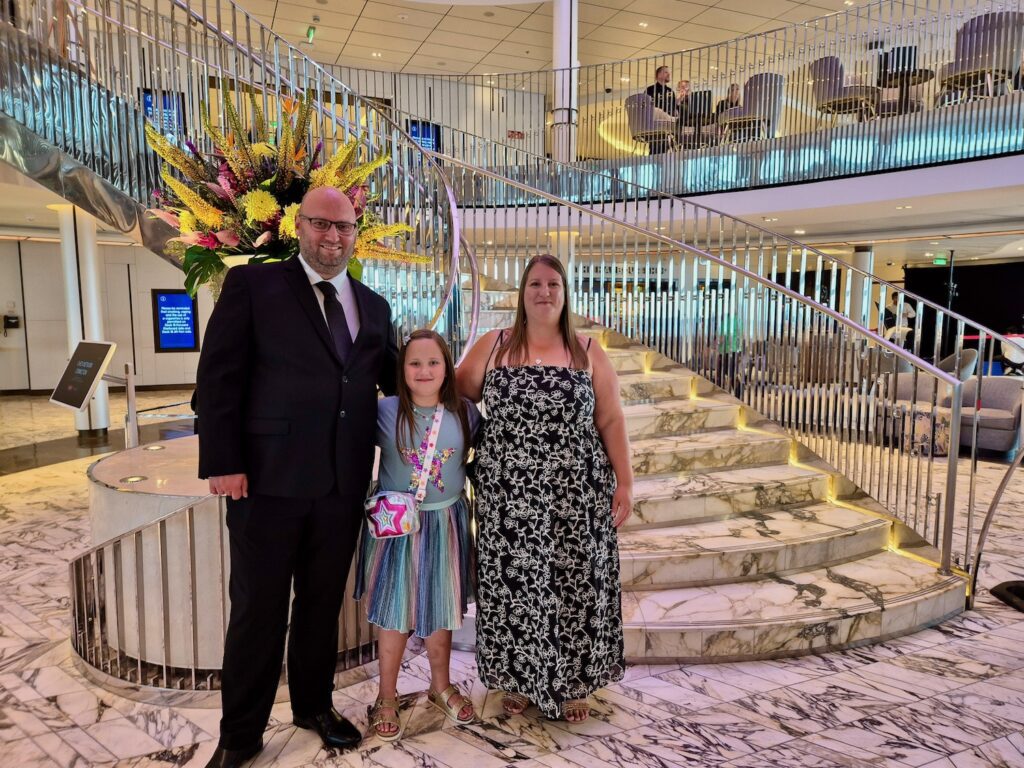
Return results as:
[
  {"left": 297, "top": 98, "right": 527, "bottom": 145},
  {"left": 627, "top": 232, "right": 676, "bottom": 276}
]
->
[
  {"left": 808, "top": 56, "right": 881, "bottom": 126},
  {"left": 938, "top": 11, "right": 1024, "bottom": 102},
  {"left": 624, "top": 93, "right": 677, "bottom": 154},
  {"left": 716, "top": 73, "right": 784, "bottom": 143}
]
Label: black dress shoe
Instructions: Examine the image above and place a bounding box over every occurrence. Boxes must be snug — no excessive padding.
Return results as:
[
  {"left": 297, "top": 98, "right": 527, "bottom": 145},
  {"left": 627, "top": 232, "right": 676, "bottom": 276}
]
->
[
  {"left": 293, "top": 707, "right": 362, "bottom": 749},
  {"left": 203, "top": 739, "right": 263, "bottom": 768}
]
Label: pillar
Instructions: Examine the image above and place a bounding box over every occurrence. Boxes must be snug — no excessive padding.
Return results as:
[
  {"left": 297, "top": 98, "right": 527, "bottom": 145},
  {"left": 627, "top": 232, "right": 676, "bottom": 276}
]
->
[
  {"left": 51, "top": 204, "right": 111, "bottom": 436},
  {"left": 551, "top": 0, "right": 578, "bottom": 163},
  {"left": 546, "top": 230, "right": 577, "bottom": 265},
  {"left": 850, "top": 244, "right": 874, "bottom": 330}
]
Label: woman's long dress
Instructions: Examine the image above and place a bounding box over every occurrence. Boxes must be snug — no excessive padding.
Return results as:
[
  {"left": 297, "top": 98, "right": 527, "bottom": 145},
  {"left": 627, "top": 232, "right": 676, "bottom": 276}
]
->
[{"left": 474, "top": 365, "right": 624, "bottom": 718}]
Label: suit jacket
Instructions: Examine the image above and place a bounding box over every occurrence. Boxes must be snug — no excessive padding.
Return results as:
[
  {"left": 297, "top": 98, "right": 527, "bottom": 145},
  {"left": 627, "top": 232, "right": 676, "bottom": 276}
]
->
[
  {"left": 196, "top": 256, "right": 398, "bottom": 499},
  {"left": 645, "top": 82, "right": 677, "bottom": 117}
]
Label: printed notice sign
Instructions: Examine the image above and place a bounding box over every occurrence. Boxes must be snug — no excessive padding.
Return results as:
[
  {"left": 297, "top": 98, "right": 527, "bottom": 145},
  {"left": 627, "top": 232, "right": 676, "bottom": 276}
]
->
[
  {"left": 50, "top": 341, "right": 117, "bottom": 411},
  {"left": 152, "top": 289, "right": 199, "bottom": 352}
]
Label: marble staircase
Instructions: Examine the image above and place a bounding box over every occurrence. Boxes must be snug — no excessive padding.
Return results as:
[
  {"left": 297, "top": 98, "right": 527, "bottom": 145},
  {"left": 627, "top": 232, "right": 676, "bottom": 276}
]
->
[{"left": 459, "top": 286, "right": 967, "bottom": 663}]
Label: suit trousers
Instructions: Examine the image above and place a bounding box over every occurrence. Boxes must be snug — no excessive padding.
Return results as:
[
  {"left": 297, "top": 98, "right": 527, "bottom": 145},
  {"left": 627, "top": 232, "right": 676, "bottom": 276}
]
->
[{"left": 217, "top": 490, "right": 363, "bottom": 750}]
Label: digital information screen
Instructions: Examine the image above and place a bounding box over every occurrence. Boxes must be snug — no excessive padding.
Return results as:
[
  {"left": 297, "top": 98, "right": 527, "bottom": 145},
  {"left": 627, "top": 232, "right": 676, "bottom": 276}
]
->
[
  {"left": 152, "top": 289, "right": 199, "bottom": 352},
  {"left": 140, "top": 89, "right": 186, "bottom": 139},
  {"left": 407, "top": 119, "right": 442, "bottom": 153},
  {"left": 50, "top": 341, "right": 117, "bottom": 411}
]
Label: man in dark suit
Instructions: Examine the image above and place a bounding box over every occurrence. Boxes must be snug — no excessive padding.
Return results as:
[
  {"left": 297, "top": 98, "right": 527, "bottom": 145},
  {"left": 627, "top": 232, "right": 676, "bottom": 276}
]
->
[
  {"left": 645, "top": 65, "right": 677, "bottom": 117},
  {"left": 198, "top": 186, "right": 398, "bottom": 768}
]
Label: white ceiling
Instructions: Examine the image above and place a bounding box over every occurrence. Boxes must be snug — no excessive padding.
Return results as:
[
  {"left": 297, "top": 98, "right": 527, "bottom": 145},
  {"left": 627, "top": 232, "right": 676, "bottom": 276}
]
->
[{"left": 233, "top": 0, "right": 863, "bottom": 75}]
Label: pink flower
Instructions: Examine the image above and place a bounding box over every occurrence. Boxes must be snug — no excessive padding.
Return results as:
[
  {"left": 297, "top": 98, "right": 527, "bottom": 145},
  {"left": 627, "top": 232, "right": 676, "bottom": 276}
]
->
[
  {"left": 147, "top": 208, "right": 180, "bottom": 228},
  {"left": 215, "top": 229, "right": 241, "bottom": 246},
  {"left": 205, "top": 182, "right": 232, "bottom": 201},
  {"left": 170, "top": 231, "right": 219, "bottom": 249},
  {"left": 347, "top": 185, "right": 369, "bottom": 217},
  {"left": 253, "top": 231, "right": 273, "bottom": 248}
]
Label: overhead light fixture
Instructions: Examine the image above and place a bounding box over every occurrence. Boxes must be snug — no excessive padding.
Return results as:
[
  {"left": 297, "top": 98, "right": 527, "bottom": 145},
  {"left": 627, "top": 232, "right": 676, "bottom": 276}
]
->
[
  {"left": 845, "top": 0, "right": 854, "bottom": 5},
  {"left": 930, "top": 241, "right": 940, "bottom": 245},
  {"left": 485, "top": 240, "right": 493, "bottom": 245},
  {"left": 762, "top": 216, "right": 779, "bottom": 223},
  {"left": 933, "top": 256, "right": 949, "bottom": 266},
  {"left": 371, "top": 51, "right": 382, "bottom": 58},
  {"left": 483, "top": 10, "right": 495, "bottom": 16},
  {"left": 437, "top": 61, "right": 446, "bottom": 65},
  {"left": 620, "top": 77, "right": 630, "bottom": 82},
  {"left": 398, "top": 13, "right": 408, "bottom": 20},
  {"left": 794, "top": 229, "right": 806, "bottom": 235},
  {"left": 895, "top": 205, "right": 913, "bottom": 210},
  {"left": 924, "top": 252, "right": 933, "bottom": 257},
  {"left": 306, "top": 25, "right": 316, "bottom": 44},
  {"left": 638, "top": 21, "right": 648, "bottom": 28}
]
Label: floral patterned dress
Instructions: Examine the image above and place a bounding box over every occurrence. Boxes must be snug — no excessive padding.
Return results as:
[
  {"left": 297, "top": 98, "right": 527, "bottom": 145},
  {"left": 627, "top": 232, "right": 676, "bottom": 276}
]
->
[{"left": 474, "top": 365, "right": 624, "bottom": 718}]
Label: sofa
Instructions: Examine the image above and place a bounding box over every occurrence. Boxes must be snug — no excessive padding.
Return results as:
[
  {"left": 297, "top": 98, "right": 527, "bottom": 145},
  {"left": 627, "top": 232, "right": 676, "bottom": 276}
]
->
[{"left": 954, "top": 377, "right": 1024, "bottom": 457}]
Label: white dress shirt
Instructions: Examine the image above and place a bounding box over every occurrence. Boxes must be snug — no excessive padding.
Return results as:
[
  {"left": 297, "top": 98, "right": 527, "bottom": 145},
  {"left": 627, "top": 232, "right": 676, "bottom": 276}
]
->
[{"left": 297, "top": 254, "right": 361, "bottom": 342}]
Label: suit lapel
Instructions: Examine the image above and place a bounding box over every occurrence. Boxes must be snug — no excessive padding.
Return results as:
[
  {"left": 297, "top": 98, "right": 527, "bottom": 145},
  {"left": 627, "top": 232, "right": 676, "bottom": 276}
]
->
[
  {"left": 282, "top": 257, "right": 343, "bottom": 367},
  {"left": 349, "top": 278, "right": 372, "bottom": 357}
]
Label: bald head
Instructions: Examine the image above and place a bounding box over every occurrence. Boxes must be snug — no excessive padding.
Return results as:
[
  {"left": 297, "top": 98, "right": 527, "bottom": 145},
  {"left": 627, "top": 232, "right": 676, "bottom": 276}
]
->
[{"left": 296, "top": 186, "right": 358, "bottom": 279}]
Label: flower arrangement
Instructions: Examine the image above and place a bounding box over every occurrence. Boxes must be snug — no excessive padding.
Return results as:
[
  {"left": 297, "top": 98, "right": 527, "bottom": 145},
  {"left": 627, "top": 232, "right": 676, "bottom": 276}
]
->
[{"left": 145, "top": 90, "right": 425, "bottom": 297}]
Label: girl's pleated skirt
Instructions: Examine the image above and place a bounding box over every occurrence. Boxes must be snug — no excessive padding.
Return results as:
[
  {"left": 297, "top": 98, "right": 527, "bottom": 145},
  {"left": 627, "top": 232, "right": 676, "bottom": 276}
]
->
[{"left": 354, "top": 495, "right": 472, "bottom": 637}]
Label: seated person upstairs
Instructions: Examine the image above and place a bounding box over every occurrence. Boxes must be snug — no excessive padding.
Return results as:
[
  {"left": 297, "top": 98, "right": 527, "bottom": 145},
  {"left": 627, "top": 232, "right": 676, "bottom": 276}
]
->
[
  {"left": 715, "top": 82, "right": 741, "bottom": 117},
  {"left": 646, "top": 65, "right": 678, "bottom": 117},
  {"left": 676, "top": 79, "right": 693, "bottom": 122}
]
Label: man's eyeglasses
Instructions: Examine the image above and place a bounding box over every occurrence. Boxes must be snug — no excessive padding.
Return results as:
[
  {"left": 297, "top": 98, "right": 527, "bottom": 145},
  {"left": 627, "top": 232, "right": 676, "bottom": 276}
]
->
[{"left": 298, "top": 215, "right": 357, "bottom": 235}]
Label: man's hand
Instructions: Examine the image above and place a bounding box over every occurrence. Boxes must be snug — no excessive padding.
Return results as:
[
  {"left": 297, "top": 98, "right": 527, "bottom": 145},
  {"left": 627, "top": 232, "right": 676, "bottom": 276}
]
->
[{"left": 209, "top": 473, "right": 248, "bottom": 500}]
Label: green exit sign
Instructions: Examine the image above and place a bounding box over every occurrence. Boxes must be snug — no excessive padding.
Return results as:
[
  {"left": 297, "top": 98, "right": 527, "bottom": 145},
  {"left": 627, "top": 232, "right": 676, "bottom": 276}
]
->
[{"left": 932, "top": 256, "right": 948, "bottom": 266}]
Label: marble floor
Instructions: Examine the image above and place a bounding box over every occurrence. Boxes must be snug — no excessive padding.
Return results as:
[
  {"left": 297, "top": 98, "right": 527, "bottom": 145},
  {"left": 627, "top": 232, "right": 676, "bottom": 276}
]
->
[{"left": 1, "top": 454, "right": 1024, "bottom": 767}]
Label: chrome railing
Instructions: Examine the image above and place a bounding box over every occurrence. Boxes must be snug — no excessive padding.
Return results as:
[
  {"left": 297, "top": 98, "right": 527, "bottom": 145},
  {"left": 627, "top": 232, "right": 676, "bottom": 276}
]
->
[
  {"left": 433, "top": 153, "right": 1022, "bottom": 599},
  {"left": 0, "top": 0, "right": 474, "bottom": 345},
  {"left": 331, "top": 0, "right": 1024, "bottom": 195},
  {"left": 69, "top": 494, "right": 373, "bottom": 693}
]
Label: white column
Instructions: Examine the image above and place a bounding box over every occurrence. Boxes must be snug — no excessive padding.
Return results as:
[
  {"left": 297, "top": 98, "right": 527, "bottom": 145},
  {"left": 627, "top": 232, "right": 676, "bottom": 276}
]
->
[
  {"left": 546, "top": 230, "right": 577, "bottom": 265},
  {"left": 51, "top": 204, "right": 110, "bottom": 434},
  {"left": 850, "top": 245, "right": 874, "bottom": 329},
  {"left": 551, "top": 0, "right": 578, "bottom": 164}
]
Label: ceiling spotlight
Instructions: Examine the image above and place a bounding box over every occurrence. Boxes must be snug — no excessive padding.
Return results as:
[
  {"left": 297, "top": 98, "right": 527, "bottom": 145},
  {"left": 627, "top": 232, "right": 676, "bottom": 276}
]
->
[
  {"left": 398, "top": 13, "right": 408, "bottom": 20},
  {"left": 486, "top": 79, "right": 495, "bottom": 85},
  {"left": 485, "top": 240, "right": 493, "bottom": 245},
  {"left": 886, "top": 261, "right": 895, "bottom": 266},
  {"left": 483, "top": 10, "right": 495, "bottom": 16},
  {"left": 895, "top": 204, "right": 913, "bottom": 210},
  {"left": 620, "top": 76, "right": 630, "bottom": 82},
  {"left": 762, "top": 216, "right": 779, "bottom": 222},
  {"left": 930, "top": 241, "right": 940, "bottom": 245},
  {"left": 844, "top": 0, "right": 854, "bottom": 5},
  {"left": 924, "top": 252, "right": 933, "bottom": 257},
  {"left": 371, "top": 51, "right": 382, "bottom": 58},
  {"left": 638, "top": 21, "right": 648, "bottom": 28},
  {"left": 794, "top": 229, "right": 806, "bottom": 235}
]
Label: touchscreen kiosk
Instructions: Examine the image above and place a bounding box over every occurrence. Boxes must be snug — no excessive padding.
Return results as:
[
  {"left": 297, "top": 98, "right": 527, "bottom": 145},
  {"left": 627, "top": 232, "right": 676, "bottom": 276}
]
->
[{"left": 50, "top": 341, "right": 117, "bottom": 411}]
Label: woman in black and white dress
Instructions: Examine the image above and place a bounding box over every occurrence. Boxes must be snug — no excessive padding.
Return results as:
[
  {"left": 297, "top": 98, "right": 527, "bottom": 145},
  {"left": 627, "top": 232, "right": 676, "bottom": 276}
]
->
[{"left": 457, "top": 254, "right": 633, "bottom": 723}]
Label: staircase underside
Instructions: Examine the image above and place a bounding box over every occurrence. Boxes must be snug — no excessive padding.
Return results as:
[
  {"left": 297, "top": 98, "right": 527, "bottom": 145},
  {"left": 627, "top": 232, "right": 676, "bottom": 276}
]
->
[{"left": 458, "top": 290, "right": 967, "bottom": 663}]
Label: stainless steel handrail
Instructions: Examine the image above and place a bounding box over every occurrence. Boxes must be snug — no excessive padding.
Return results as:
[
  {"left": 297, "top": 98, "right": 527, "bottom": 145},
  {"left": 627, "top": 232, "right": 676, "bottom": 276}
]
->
[{"left": 970, "top": 444, "right": 1024, "bottom": 599}]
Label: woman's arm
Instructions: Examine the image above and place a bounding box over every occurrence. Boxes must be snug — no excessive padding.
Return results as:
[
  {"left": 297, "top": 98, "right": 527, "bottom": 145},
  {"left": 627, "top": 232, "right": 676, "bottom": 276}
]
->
[
  {"left": 589, "top": 340, "right": 633, "bottom": 528},
  {"left": 455, "top": 329, "right": 502, "bottom": 403}
]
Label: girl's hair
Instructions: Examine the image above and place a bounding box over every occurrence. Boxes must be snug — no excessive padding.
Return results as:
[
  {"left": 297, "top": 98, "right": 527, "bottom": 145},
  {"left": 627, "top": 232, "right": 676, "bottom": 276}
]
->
[
  {"left": 395, "top": 329, "right": 472, "bottom": 464},
  {"left": 495, "top": 254, "right": 588, "bottom": 370}
]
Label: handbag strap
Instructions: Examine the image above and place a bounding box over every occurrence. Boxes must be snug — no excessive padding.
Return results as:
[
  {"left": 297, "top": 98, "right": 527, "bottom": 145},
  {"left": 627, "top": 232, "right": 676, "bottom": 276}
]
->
[{"left": 413, "top": 404, "right": 445, "bottom": 503}]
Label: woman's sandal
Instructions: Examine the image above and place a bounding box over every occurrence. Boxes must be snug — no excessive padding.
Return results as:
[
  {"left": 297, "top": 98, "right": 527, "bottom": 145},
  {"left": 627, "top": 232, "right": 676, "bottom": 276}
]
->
[
  {"left": 367, "top": 697, "right": 402, "bottom": 742},
  {"left": 427, "top": 684, "right": 475, "bottom": 723},
  {"left": 501, "top": 691, "right": 530, "bottom": 716},
  {"left": 562, "top": 698, "right": 590, "bottom": 723}
]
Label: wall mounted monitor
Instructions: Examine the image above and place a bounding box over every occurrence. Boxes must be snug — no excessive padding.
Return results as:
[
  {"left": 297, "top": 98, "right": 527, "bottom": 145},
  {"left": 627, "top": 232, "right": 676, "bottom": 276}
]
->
[
  {"left": 407, "top": 119, "right": 443, "bottom": 153},
  {"left": 50, "top": 341, "right": 117, "bottom": 412},
  {"left": 152, "top": 289, "right": 199, "bottom": 352}
]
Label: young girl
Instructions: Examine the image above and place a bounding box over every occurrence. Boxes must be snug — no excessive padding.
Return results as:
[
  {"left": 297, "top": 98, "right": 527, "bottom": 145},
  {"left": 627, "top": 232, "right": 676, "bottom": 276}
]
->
[{"left": 355, "top": 329, "right": 479, "bottom": 741}]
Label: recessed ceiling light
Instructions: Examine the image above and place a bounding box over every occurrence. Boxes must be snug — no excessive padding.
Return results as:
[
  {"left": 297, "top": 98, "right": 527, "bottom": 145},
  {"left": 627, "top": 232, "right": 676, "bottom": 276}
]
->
[
  {"left": 483, "top": 10, "right": 495, "bottom": 16},
  {"left": 1018, "top": 246, "right": 1023, "bottom": 251},
  {"left": 710, "top": 65, "right": 718, "bottom": 70},
  {"left": 437, "top": 61, "right": 446, "bottom": 65},
  {"left": 486, "top": 79, "right": 495, "bottom": 85},
  {"left": 398, "top": 13, "right": 407, "bottom": 20},
  {"left": 844, "top": 0, "right": 854, "bottom": 5},
  {"left": 315, "top": 0, "right": 326, "bottom": 5},
  {"left": 620, "top": 76, "right": 630, "bottom": 82},
  {"left": 485, "top": 240, "right": 493, "bottom": 245},
  {"left": 762, "top": 216, "right": 779, "bottom": 222},
  {"left": 371, "top": 51, "right": 382, "bottom": 58},
  {"left": 930, "top": 241, "right": 940, "bottom": 245},
  {"left": 794, "top": 229, "right": 806, "bottom": 235},
  {"left": 638, "top": 21, "right": 648, "bottom": 28},
  {"left": 895, "top": 204, "right": 913, "bottom": 210}
]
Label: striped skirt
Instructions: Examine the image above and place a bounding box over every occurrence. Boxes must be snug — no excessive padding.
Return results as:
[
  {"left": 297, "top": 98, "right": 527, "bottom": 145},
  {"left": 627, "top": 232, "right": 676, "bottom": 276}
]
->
[{"left": 354, "top": 496, "right": 473, "bottom": 637}]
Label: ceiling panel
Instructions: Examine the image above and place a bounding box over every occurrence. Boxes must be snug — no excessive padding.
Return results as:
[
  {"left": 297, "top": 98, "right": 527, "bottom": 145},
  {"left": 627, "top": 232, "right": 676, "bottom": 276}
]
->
[
  {"left": 578, "top": 39, "right": 643, "bottom": 62},
  {"left": 447, "top": 4, "right": 532, "bottom": 26},
  {"left": 414, "top": 40, "right": 493, "bottom": 62},
  {"left": 673, "top": 23, "right": 743, "bottom": 44},
  {"left": 624, "top": 0, "right": 708, "bottom": 23},
  {"left": 715, "top": 0, "right": 798, "bottom": 16},
  {"left": 424, "top": 29, "right": 500, "bottom": 53},
  {"left": 273, "top": 19, "right": 352, "bottom": 43},
  {"left": 434, "top": 16, "right": 515, "bottom": 40},
  {"left": 585, "top": 25, "right": 660, "bottom": 47},
  {"left": 351, "top": 16, "right": 433, "bottom": 40},
  {"left": 359, "top": 2, "right": 443, "bottom": 27},
  {"left": 478, "top": 51, "right": 553, "bottom": 70},
  {"left": 578, "top": 4, "right": 620, "bottom": 25},
  {"left": 688, "top": 7, "right": 772, "bottom": 33},
  {"left": 488, "top": 40, "right": 550, "bottom": 61},
  {"left": 342, "top": 43, "right": 411, "bottom": 65},
  {"left": 504, "top": 26, "right": 552, "bottom": 47},
  {"left": 345, "top": 30, "right": 424, "bottom": 53}
]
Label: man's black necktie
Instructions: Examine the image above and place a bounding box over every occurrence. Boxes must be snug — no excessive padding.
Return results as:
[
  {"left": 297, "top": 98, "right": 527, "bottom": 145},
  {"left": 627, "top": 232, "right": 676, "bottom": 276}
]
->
[{"left": 316, "top": 280, "right": 353, "bottom": 363}]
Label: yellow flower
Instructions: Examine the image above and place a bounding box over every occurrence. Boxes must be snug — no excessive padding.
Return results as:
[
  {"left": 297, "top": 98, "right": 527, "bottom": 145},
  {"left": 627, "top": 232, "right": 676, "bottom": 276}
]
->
[
  {"left": 179, "top": 211, "right": 198, "bottom": 234},
  {"left": 161, "top": 167, "right": 223, "bottom": 229},
  {"left": 240, "top": 190, "right": 280, "bottom": 225},
  {"left": 251, "top": 142, "right": 275, "bottom": 161},
  {"left": 279, "top": 203, "right": 300, "bottom": 239}
]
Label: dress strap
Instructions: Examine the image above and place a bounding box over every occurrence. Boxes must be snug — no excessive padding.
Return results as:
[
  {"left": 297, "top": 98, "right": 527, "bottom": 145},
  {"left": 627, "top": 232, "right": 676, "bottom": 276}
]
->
[
  {"left": 485, "top": 329, "right": 506, "bottom": 371},
  {"left": 586, "top": 336, "right": 593, "bottom": 350}
]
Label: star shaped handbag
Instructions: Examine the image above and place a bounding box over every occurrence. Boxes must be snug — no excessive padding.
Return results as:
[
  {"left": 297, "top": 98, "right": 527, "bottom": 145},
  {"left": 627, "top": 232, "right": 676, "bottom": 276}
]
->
[{"left": 364, "top": 405, "right": 445, "bottom": 539}]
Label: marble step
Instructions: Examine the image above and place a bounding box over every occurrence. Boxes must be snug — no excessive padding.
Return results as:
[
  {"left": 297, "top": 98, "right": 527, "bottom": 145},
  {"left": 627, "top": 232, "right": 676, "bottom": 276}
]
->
[
  {"left": 618, "top": 502, "right": 890, "bottom": 589},
  {"left": 631, "top": 429, "right": 791, "bottom": 475},
  {"left": 619, "top": 370, "right": 695, "bottom": 403},
  {"left": 623, "top": 549, "right": 967, "bottom": 662},
  {"left": 627, "top": 463, "right": 830, "bottom": 529},
  {"left": 624, "top": 397, "right": 738, "bottom": 440}
]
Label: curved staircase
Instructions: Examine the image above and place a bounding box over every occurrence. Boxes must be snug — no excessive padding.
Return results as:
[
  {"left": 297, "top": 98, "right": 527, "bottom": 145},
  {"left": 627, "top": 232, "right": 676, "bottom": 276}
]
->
[{"left": 459, "top": 290, "right": 967, "bottom": 662}]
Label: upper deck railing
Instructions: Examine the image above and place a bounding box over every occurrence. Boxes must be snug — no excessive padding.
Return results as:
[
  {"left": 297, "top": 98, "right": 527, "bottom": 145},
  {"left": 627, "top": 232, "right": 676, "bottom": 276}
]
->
[{"left": 331, "top": 0, "right": 1024, "bottom": 197}]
